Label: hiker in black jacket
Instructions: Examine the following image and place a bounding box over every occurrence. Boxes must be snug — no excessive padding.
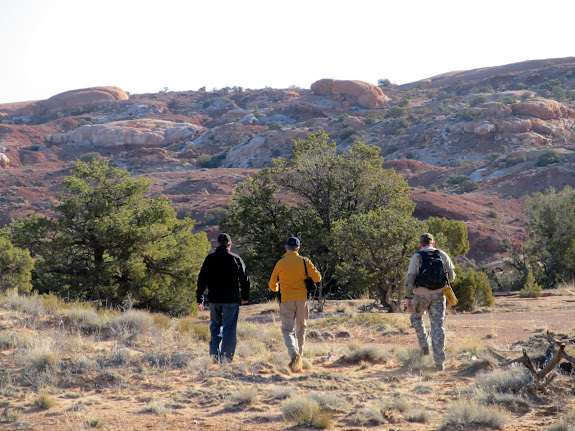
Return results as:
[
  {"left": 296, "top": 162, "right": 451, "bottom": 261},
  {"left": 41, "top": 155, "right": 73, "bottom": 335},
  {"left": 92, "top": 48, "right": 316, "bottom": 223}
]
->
[{"left": 196, "top": 233, "right": 249, "bottom": 363}]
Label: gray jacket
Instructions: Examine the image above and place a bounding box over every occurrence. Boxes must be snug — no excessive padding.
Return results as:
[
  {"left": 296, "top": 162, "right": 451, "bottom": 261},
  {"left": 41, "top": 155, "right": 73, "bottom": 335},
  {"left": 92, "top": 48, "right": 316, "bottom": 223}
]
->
[{"left": 405, "top": 247, "right": 456, "bottom": 298}]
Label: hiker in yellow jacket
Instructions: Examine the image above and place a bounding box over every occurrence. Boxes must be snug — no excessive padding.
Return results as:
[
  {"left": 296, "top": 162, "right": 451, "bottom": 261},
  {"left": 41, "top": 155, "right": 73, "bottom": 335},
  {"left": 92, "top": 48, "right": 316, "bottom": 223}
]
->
[{"left": 269, "top": 237, "right": 321, "bottom": 372}]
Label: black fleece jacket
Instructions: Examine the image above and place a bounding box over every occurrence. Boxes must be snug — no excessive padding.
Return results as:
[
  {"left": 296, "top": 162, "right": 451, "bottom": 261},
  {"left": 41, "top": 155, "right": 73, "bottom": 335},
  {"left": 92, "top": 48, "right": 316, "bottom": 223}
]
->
[{"left": 196, "top": 246, "right": 250, "bottom": 304}]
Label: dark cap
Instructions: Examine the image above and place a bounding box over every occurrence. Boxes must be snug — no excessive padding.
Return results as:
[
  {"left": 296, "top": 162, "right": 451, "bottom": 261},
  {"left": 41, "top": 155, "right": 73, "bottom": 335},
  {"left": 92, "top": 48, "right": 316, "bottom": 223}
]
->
[
  {"left": 217, "top": 233, "right": 231, "bottom": 244},
  {"left": 286, "top": 236, "right": 301, "bottom": 248},
  {"left": 419, "top": 233, "right": 434, "bottom": 245}
]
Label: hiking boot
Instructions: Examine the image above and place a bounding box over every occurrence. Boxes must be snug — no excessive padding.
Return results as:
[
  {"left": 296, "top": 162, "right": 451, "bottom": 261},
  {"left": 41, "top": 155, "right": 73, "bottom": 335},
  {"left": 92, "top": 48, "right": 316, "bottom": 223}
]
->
[
  {"left": 422, "top": 346, "right": 430, "bottom": 356},
  {"left": 435, "top": 363, "right": 445, "bottom": 372},
  {"left": 289, "top": 352, "right": 303, "bottom": 372}
]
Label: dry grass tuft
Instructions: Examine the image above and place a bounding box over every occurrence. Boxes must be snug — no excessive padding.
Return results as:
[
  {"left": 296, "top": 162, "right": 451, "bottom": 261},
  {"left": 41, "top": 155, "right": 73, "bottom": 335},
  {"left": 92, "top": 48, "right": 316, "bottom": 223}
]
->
[
  {"left": 309, "top": 391, "right": 351, "bottom": 413},
  {"left": 34, "top": 390, "right": 57, "bottom": 409},
  {"left": 270, "top": 385, "right": 296, "bottom": 399},
  {"left": 549, "top": 407, "right": 575, "bottom": 431},
  {"left": 349, "top": 405, "right": 385, "bottom": 426},
  {"left": 177, "top": 317, "right": 210, "bottom": 340},
  {"left": 342, "top": 344, "right": 389, "bottom": 363},
  {"left": 281, "top": 395, "right": 321, "bottom": 426},
  {"left": 405, "top": 408, "right": 433, "bottom": 423},
  {"left": 395, "top": 348, "right": 434, "bottom": 370},
  {"left": 473, "top": 366, "right": 531, "bottom": 394},
  {"left": 443, "top": 399, "right": 510, "bottom": 428}
]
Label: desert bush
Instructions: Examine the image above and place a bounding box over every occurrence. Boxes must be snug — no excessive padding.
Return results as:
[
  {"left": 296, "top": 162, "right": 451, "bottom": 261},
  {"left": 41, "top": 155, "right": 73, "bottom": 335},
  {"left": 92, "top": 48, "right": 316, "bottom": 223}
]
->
[
  {"left": 405, "top": 408, "right": 432, "bottom": 423},
  {"left": 309, "top": 391, "right": 351, "bottom": 413},
  {"left": 87, "top": 418, "right": 104, "bottom": 428},
  {"left": 202, "top": 207, "right": 229, "bottom": 226},
  {"left": 457, "top": 107, "right": 479, "bottom": 121},
  {"left": 473, "top": 367, "right": 531, "bottom": 394},
  {"left": 1, "top": 407, "right": 22, "bottom": 422},
  {"left": 506, "top": 155, "right": 526, "bottom": 167},
  {"left": 536, "top": 150, "right": 563, "bottom": 167},
  {"left": 474, "top": 389, "right": 531, "bottom": 413},
  {"left": 237, "top": 322, "right": 257, "bottom": 339},
  {"left": 549, "top": 407, "right": 575, "bottom": 431},
  {"left": 497, "top": 96, "right": 517, "bottom": 105},
  {"left": 459, "top": 180, "right": 479, "bottom": 193},
  {"left": 447, "top": 174, "right": 470, "bottom": 185},
  {"left": 487, "top": 210, "right": 498, "bottom": 218},
  {"left": 3, "top": 292, "right": 45, "bottom": 315},
  {"left": 63, "top": 307, "right": 106, "bottom": 331},
  {"left": 520, "top": 270, "right": 542, "bottom": 298},
  {"left": 152, "top": 313, "right": 171, "bottom": 331},
  {"left": 377, "top": 78, "right": 391, "bottom": 88},
  {"left": 429, "top": 184, "right": 439, "bottom": 192},
  {"left": 0, "top": 236, "right": 33, "bottom": 293},
  {"left": 469, "top": 95, "right": 488, "bottom": 106},
  {"left": 520, "top": 91, "right": 533, "bottom": 101},
  {"left": 196, "top": 152, "right": 226, "bottom": 168},
  {"left": 79, "top": 152, "right": 102, "bottom": 163},
  {"left": 386, "top": 106, "right": 408, "bottom": 118},
  {"left": 339, "top": 127, "right": 355, "bottom": 140},
  {"left": 109, "top": 310, "right": 154, "bottom": 335},
  {"left": 452, "top": 267, "right": 495, "bottom": 311},
  {"left": 141, "top": 400, "right": 166, "bottom": 415},
  {"left": 177, "top": 317, "right": 210, "bottom": 340},
  {"left": 22, "top": 339, "right": 59, "bottom": 373},
  {"left": 395, "top": 348, "right": 434, "bottom": 370},
  {"left": 342, "top": 345, "right": 388, "bottom": 363},
  {"left": 235, "top": 339, "right": 265, "bottom": 358},
  {"left": 281, "top": 395, "right": 321, "bottom": 426},
  {"left": 270, "top": 385, "right": 296, "bottom": 399},
  {"left": 349, "top": 405, "right": 385, "bottom": 425},
  {"left": 34, "top": 390, "right": 57, "bottom": 409},
  {"left": 443, "top": 399, "right": 510, "bottom": 428}
]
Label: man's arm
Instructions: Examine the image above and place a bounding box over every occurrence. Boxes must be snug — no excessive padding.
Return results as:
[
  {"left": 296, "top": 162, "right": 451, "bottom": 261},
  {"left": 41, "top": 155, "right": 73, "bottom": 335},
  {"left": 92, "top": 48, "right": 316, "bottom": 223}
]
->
[
  {"left": 236, "top": 256, "right": 250, "bottom": 303},
  {"left": 404, "top": 254, "right": 419, "bottom": 299},
  {"left": 305, "top": 258, "right": 322, "bottom": 283},
  {"left": 196, "top": 256, "right": 209, "bottom": 305},
  {"left": 441, "top": 251, "right": 456, "bottom": 283},
  {"left": 268, "top": 262, "right": 280, "bottom": 292}
]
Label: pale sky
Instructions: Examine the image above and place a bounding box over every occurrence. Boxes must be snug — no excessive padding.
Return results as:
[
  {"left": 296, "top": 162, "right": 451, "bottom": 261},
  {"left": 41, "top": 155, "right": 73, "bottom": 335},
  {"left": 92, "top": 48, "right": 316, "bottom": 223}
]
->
[{"left": 1, "top": 0, "right": 574, "bottom": 104}]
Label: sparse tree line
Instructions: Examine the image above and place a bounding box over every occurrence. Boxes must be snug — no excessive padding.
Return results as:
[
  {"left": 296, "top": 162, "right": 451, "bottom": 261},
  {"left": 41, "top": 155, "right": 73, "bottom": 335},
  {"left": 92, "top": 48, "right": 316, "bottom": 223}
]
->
[{"left": 0, "top": 130, "right": 566, "bottom": 315}]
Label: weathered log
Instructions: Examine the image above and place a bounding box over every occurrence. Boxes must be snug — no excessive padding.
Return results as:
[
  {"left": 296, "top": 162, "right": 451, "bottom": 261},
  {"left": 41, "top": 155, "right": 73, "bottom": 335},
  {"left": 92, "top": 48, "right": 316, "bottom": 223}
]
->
[{"left": 545, "top": 330, "right": 575, "bottom": 365}]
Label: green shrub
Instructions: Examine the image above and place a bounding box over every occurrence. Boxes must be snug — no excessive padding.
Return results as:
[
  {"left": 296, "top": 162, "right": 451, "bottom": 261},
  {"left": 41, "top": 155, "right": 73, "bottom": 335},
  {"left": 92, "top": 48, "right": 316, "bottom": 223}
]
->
[
  {"left": 459, "top": 180, "right": 479, "bottom": 193},
  {"left": 429, "top": 184, "right": 439, "bottom": 192},
  {"left": 520, "top": 91, "right": 533, "bottom": 101},
  {"left": 447, "top": 174, "right": 470, "bottom": 185},
  {"left": 457, "top": 107, "right": 479, "bottom": 121},
  {"left": 535, "top": 150, "right": 563, "bottom": 167},
  {"left": 196, "top": 152, "right": 226, "bottom": 168},
  {"left": 202, "top": 207, "right": 229, "bottom": 226},
  {"left": 339, "top": 127, "right": 355, "bottom": 140},
  {"left": 515, "top": 82, "right": 528, "bottom": 90},
  {"left": 452, "top": 267, "right": 495, "bottom": 311},
  {"left": 386, "top": 106, "right": 408, "bottom": 118},
  {"left": 377, "top": 79, "right": 391, "bottom": 88},
  {"left": 469, "top": 96, "right": 488, "bottom": 107},
  {"left": 505, "top": 155, "right": 526, "bottom": 167},
  {"left": 443, "top": 400, "right": 509, "bottom": 428},
  {"left": 496, "top": 96, "right": 517, "bottom": 105},
  {"left": 519, "top": 270, "right": 542, "bottom": 298}
]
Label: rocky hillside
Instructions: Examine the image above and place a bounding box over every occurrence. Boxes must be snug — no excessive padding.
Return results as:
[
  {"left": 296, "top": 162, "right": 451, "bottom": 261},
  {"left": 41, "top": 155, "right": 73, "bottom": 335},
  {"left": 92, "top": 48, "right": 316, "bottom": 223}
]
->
[{"left": 1, "top": 58, "right": 575, "bottom": 263}]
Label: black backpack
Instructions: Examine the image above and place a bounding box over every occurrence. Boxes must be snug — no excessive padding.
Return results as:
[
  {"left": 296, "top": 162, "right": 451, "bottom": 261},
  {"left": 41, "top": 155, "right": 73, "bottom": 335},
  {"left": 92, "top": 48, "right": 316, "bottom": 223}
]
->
[{"left": 415, "top": 250, "right": 448, "bottom": 290}]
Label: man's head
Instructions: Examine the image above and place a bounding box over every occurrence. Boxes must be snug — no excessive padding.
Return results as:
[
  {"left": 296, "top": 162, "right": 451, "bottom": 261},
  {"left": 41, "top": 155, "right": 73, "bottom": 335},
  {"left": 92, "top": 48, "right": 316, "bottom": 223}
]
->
[
  {"left": 217, "top": 233, "right": 232, "bottom": 248},
  {"left": 419, "top": 233, "right": 435, "bottom": 248},
  {"left": 285, "top": 236, "right": 301, "bottom": 252}
]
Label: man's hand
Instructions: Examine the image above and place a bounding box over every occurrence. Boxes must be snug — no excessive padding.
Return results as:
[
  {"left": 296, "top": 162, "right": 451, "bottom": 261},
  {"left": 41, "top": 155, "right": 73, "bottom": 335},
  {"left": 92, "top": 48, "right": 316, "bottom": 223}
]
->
[
  {"left": 197, "top": 302, "right": 204, "bottom": 311},
  {"left": 241, "top": 300, "right": 249, "bottom": 306},
  {"left": 405, "top": 298, "right": 413, "bottom": 312}
]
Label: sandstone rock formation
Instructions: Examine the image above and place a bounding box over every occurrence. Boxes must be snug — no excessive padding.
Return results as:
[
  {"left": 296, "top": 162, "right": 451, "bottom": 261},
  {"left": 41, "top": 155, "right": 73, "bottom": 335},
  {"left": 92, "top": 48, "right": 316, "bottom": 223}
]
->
[
  {"left": 511, "top": 98, "right": 564, "bottom": 120},
  {"left": 0, "top": 153, "right": 9, "bottom": 168},
  {"left": 38, "top": 86, "right": 129, "bottom": 114},
  {"left": 311, "top": 79, "right": 389, "bottom": 109},
  {"left": 49, "top": 120, "right": 203, "bottom": 148}
]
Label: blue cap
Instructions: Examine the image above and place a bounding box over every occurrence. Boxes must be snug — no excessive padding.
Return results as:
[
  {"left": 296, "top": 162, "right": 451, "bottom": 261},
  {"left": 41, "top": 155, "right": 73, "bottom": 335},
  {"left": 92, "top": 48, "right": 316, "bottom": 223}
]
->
[{"left": 286, "top": 236, "right": 301, "bottom": 247}]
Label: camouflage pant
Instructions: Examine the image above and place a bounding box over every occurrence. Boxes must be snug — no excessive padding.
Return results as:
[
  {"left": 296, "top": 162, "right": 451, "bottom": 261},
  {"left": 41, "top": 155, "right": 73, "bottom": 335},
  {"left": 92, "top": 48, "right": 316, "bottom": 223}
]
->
[{"left": 410, "top": 292, "right": 446, "bottom": 365}]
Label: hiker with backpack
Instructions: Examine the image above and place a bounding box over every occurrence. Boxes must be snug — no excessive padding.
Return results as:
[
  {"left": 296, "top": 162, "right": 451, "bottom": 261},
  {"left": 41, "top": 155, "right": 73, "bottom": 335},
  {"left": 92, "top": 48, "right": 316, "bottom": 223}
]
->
[{"left": 405, "top": 233, "right": 456, "bottom": 371}]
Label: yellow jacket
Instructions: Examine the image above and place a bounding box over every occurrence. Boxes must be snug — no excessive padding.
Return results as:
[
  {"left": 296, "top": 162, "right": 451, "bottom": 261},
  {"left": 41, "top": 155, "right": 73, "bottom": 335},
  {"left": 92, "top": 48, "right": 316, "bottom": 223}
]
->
[{"left": 268, "top": 251, "right": 322, "bottom": 302}]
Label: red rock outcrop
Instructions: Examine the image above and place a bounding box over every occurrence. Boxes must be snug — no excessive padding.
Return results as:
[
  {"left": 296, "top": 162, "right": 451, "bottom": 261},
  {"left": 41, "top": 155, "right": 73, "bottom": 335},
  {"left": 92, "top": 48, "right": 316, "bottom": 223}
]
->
[
  {"left": 511, "top": 98, "right": 564, "bottom": 120},
  {"left": 311, "top": 79, "right": 389, "bottom": 109},
  {"left": 38, "top": 86, "right": 129, "bottom": 114}
]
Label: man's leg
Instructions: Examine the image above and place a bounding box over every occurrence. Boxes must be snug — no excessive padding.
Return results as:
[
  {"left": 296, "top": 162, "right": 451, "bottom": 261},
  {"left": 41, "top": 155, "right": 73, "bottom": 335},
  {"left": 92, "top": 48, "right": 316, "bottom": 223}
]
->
[
  {"left": 280, "top": 301, "right": 298, "bottom": 358},
  {"left": 220, "top": 303, "right": 240, "bottom": 362},
  {"left": 294, "top": 299, "right": 309, "bottom": 356},
  {"left": 209, "top": 303, "right": 223, "bottom": 362},
  {"left": 410, "top": 295, "right": 432, "bottom": 352},
  {"left": 428, "top": 293, "right": 446, "bottom": 368}
]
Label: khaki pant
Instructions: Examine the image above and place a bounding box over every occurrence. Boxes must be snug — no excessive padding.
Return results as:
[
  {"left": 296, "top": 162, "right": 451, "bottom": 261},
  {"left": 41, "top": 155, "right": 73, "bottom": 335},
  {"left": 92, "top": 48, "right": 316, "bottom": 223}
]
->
[{"left": 280, "top": 300, "right": 309, "bottom": 358}]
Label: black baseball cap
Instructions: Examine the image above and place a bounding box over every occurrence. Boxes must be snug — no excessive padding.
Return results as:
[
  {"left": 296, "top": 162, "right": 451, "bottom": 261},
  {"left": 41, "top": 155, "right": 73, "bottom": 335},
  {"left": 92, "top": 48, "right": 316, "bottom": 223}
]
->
[
  {"left": 286, "top": 236, "right": 301, "bottom": 247},
  {"left": 217, "top": 233, "right": 231, "bottom": 244}
]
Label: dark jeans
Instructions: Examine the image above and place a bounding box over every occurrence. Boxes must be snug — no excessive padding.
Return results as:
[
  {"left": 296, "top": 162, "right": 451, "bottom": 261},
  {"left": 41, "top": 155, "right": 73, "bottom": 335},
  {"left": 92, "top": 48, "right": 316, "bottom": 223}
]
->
[{"left": 209, "top": 303, "right": 240, "bottom": 362}]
